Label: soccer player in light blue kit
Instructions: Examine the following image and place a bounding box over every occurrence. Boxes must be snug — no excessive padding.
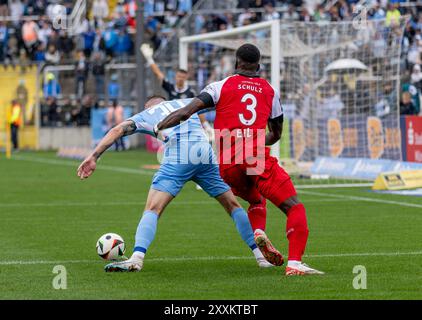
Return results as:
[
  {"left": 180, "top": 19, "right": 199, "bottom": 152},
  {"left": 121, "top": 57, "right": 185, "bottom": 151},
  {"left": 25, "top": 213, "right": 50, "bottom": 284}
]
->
[{"left": 77, "top": 95, "right": 272, "bottom": 272}]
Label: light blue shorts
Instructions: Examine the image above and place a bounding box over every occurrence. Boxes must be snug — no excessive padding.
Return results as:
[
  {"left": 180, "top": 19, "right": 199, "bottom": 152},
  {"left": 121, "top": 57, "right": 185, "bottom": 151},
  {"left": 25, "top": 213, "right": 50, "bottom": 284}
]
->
[{"left": 151, "top": 162, "right": 230, "bottom": 198}]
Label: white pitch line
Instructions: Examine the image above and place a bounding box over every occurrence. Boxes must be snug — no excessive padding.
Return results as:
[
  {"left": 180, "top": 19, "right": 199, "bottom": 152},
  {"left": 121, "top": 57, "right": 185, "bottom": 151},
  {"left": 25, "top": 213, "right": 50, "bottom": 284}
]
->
[
  {"left": 300, "top": 190, "right": 422, "bottom": 209},
  {"left": 11, "top": 155, "right": 154, "bottom": 176},
  {"left": 1, "top": 251, "right": 422, "bottom": 266},
  {"left": 7, "top": 156, "right": 375, "bottom": 189},
  {"left": 296, "top": 183, "right": 373, "bottom": 189},
  {"left": 0, "top": 200, "right": 217, "bottom": 208}
]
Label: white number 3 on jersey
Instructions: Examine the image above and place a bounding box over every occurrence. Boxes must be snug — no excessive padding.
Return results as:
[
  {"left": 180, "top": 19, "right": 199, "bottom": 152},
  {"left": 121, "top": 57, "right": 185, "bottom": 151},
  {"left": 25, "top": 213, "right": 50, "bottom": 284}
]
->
[{"left": 239, "top": 93, "right": 257, "bottom": 126}]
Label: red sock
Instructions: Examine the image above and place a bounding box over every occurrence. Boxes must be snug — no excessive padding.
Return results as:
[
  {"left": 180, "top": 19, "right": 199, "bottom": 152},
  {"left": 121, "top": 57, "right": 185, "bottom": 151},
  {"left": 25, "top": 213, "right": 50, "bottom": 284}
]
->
[
  {"left": 247, "top": 198, "right": 267, "bottom": 231},
  {"left": 285, "top": 203, "right": 309, "bottom": 261}
]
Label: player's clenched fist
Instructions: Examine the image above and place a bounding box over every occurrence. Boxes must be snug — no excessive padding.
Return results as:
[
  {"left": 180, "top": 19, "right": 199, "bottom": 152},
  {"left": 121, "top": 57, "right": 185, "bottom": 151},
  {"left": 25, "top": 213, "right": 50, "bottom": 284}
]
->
[{"left": 77, "top": 156, "right": 97, "bottom": 180}]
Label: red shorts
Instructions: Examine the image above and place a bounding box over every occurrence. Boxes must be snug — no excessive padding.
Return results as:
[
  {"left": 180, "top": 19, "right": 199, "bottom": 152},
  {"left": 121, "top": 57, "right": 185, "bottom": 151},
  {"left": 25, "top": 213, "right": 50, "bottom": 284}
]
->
[{"left": 220, "top": 151, "right": 297, "bottom": 207}]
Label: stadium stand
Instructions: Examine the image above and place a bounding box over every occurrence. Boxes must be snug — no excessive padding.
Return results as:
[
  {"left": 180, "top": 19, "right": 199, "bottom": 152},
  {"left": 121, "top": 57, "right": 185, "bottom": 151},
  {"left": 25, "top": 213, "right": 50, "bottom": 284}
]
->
[{"left": 0, "top": 0, "right": 421, "bottom": 128}]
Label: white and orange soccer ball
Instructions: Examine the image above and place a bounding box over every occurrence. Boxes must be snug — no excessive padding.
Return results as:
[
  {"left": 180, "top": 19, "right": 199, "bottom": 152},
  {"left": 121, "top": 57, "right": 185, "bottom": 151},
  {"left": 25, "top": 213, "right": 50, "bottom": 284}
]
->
[{"left": 96, "top": 233, "right": 126, "bottom": 260}]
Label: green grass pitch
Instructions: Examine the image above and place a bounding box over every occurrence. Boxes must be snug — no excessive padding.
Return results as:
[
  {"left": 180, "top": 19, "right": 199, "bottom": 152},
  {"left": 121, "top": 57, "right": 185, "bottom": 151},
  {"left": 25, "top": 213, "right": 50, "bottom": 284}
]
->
[{"left": 1, "top": 150, "right": 422, "bottom": 299}]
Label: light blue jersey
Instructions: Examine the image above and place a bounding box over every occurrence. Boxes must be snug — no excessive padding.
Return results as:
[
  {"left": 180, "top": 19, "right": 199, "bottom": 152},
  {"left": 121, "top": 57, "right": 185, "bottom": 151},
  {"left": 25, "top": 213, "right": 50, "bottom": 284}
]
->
[
  {"left": 128, "top": 99, "right": 211, "bottom": 165},
  {"left": 127, "top": 99, "right": 228, "bottom": 198}
]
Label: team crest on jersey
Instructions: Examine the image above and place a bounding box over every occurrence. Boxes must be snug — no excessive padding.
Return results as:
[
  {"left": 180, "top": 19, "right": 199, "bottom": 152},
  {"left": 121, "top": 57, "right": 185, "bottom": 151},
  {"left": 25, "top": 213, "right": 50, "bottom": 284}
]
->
[
  {"left": 367, "top": 116, "right": 384, "bottom": 159},
  {"left": 327, "top": 118, "right": 344, "bottom": 158}
]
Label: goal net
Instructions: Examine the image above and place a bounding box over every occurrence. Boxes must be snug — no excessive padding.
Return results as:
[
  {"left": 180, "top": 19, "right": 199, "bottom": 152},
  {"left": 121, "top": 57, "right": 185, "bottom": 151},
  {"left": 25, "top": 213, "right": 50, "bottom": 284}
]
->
[{"left": 178, "top": 18, "right": 407, "bottom": 187}]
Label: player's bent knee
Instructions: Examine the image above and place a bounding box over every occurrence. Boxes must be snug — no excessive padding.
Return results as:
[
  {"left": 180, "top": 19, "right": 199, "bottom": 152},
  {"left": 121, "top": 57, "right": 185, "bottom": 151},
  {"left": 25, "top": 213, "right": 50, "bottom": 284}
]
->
[{"left": 279, "top": 196, "right": 301, "bottom": 214}]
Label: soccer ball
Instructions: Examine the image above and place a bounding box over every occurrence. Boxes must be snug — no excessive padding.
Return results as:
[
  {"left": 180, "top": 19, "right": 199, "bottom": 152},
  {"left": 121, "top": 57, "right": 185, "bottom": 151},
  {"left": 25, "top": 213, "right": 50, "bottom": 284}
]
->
[{"left": 96, "top": 233, "right": 126, "bottom": 260}]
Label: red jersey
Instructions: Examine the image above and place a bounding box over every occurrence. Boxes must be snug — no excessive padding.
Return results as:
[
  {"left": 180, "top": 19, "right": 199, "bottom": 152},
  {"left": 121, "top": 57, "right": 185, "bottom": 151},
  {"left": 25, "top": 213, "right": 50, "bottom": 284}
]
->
[{"left": 201, "top": 74, "right": 283, "bottom": 169}]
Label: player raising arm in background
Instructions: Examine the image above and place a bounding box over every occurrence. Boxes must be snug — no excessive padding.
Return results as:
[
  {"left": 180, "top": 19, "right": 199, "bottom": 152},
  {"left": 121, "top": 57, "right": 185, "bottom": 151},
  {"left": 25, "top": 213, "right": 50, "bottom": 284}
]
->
[
  {"left": 77, "top": 96, "right": 277, "bottom": 272},
  {"left": 156, "top": 44, "right": 324, "bottom": 276}
]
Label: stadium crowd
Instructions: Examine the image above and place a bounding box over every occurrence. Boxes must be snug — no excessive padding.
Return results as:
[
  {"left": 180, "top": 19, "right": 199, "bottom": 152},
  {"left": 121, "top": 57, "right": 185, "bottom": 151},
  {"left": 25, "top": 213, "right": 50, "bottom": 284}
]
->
[{"left": 0, "top": 0, "right": 421, "bottom": 126}]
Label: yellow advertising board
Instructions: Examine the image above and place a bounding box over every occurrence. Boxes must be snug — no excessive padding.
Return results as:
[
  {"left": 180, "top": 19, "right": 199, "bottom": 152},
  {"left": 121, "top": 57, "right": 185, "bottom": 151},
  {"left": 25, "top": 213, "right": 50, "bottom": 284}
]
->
[
  {"left": 372, "top": 170, "right": 422, "bottom": 190},
  {"left": 367, "top": 116, "right": 384, "bottom": 159},
  {"left": 327, "top": 118, "right": 344, "bottom": 157},
  {"left": 0, "top": 65, "right": 39, "bottom": 150}
]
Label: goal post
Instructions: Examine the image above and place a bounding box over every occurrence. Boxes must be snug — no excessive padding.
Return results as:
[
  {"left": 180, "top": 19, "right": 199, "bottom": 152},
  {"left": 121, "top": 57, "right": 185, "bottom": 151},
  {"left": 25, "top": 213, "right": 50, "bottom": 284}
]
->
[
  {"left": 179, "top": 20, "right": 281, "bottom": 158},
  {"left": 177, "top": 18, "right": 407, "bottom": 187}
]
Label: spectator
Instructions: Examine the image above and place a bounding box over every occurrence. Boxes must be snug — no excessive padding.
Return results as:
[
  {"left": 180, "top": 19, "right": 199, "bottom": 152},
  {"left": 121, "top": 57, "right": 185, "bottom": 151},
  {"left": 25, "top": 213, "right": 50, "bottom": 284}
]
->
[
  {"left": 92, "top": 0, "right": 109, "bottom": 24},
  {"left": 263, "top": 3, "right": 280, "bottom": 21},
  {"left": 313, "top": 4, "right": 328, "bottom": 22},
  {"left": 0, "top": 21, "right": 8, "bottom": 62},
  {"left": 402, "top": 83, "right": 421, "bottom": 115},
  {"left": 82, "top": 25, "right": 97, "bottom": 58},
  {"left": 92, "top": 28, "right": 105, "bottom": 54},
  {"left": 400, "top": 91, "right": 419, "bottom": 115},
  {"left": 407, "top": 41, "right": 421, "bottom": 67},
  {"left": 38, "top": 20, "right": 52, "bottom": 48},
  {"left": 283, "top": 5, "right": 300, "bottom": 22},
  {"left": 108, "top": 73, "right": 120, "bottom": 100},
  {"left": 385, "top": 3, "right": 401, "bottom": 27},
  {"left": 0, "top": 0, "right": 8, "bottom": 17},
  {"left": 75, "top": 50, "right": 89, "bottom": 98},
  {"left": 45, "top": 44, "right": 60, "bottom": 65},
  {"left": 106, "top": 100, "right": 125, "bottom": 151},
  {"left": 70, "top": 99, "right": 81, "bottom": 125},
  {"left": 370, "top": 2, "right": 386, "bottom": 20},
  {"left": 57, "top": 30, "right": 75, "bottom": 61},
  {"left": 124, "top": 0, "right": 137, "bottom": 29},
  {"left": 91, "top": 52, "right": 106, "bottom": 99},
  {"left": 179, "top": 0, "right": 192, "bottom": 13},
  {"left": 43, "top": 72, "right": 61, "bottom": 99},
  {"left": 411, "top": 64, "right": 422, "bottom": 90},
  {"left": 141, "top": 43, "right": 196, "bottom": 100},
  {"left": 8, "top": 100, "right": 22, "bottom": 150},
  {"left": 114, "top": 28, "right": 132, "bottom": 62},
  {"left": 78, "top": 95, "right": 92, "bottom": 126},
  {"left": 318, "top": 89, "right": 345, "bottom": 119},
  {"left": 46, "top": 97, "right": 59, "bottom": 126},
  {"left": 196, "top": 59, "right": 210, "bottom": 90},
  {"left": 299, "top": 6, "right": 313, "bottom": 22},
  {"left": 103, "top": 24, "right": 118, "bottom": 57},
  {"left": 9, "top": 0, "right": 24, "bottom": 26},
  {"left": 21, "top": 19, "right": 39, "bottom": 59},
  {"left": 33, "top": 43, "right": 46, "bottom": 63}
]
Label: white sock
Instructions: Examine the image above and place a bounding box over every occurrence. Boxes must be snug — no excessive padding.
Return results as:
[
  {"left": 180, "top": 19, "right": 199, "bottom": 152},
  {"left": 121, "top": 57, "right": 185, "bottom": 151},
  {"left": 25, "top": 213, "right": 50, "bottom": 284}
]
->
[
  {"left": 287, "top": 260, "right": 301, "bottom": 267},
  {"left": 132, "top": 251, "right": 145, "bottom": 261},
  {"left": 252, "top": 248, "right": 264, "bottom": 260}
]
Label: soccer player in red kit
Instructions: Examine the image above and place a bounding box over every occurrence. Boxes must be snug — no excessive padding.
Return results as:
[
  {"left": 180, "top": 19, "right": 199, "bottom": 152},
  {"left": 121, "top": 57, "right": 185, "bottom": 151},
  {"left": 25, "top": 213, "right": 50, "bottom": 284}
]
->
[{"left": 156, "top": 44, "right": 324, "bottom": 275}]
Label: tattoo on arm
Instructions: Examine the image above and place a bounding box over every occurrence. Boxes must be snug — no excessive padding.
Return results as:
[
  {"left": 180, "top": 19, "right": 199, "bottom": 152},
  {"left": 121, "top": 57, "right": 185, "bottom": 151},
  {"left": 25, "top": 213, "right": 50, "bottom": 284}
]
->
[
  {"left": 92, "top": 151, "right": 103, "bottom": 160},
  {"left": 91, "top": 121, "right": 136, "bottom": 160},
  {"left": 121, "top": 120, "right": 137, "bottom": 136}
]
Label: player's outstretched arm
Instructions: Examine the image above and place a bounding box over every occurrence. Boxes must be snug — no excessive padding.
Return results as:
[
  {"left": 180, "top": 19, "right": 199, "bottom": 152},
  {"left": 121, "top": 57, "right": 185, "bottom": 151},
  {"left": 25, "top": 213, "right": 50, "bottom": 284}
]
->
[
  {"left": 140, "top": 44, "right": 165, "bottom": 82},
  {"left": 156, "top": 97, "right": 206, "bottom": 132},
  {"left": 77, "top": 120, "right": 136, "bottom": 180},
  {"left": 265, "top": 115, "right": 283, "bottom": 146}
]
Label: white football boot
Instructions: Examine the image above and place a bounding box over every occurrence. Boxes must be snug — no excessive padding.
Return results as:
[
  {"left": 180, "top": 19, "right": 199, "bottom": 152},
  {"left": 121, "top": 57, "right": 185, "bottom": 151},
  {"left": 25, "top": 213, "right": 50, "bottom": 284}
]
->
[
  {"left": 285, "top": 262, "right": 325, "bottom": 276},
  {"left": 257, "top": 257, "right": 275, "bottom": 268},
  {"left": 104, "top": 256, "right": 143, "bottom": 272}
]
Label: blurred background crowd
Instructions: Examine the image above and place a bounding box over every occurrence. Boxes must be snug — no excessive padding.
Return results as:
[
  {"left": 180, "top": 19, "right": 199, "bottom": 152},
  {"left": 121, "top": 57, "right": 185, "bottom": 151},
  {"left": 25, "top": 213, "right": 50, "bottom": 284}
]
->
[{"left": 0, "top": 0, "right": 421, "bottom": 128}]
